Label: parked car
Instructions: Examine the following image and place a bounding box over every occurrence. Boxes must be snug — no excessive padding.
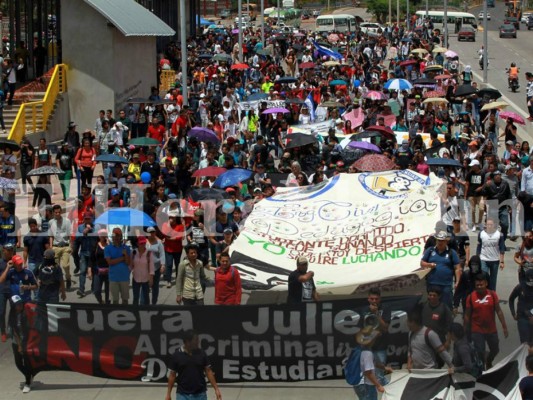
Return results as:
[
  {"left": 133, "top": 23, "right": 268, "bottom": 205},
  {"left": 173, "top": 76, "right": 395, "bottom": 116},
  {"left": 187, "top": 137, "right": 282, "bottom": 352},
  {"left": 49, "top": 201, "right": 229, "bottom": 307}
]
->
[
  {"left": 312, "top": 10, "right": 321, "bottom": 17},
  {"left": 220, "top": 9, "right": 231, "bottom": 19},
  {"left": 504, "top": 16, "right": 520, "bottom": 29},
  {"left": 457, "top": 26, "right": 476, "bottom": 41},
  {"left": 478, "top": 11, "right": 491, "bottom": 20},
  {"left": 360, "top": 22, "right": 384, "bottom": 34},
  {"left": 499, "top": 23, "right": 517, "bottom": 38},
  {"left": 528, "top": 16, "right": 533, "bottom": 30},
  {"left": 521, "top": 12, "right": 531, "bottom": 23}
]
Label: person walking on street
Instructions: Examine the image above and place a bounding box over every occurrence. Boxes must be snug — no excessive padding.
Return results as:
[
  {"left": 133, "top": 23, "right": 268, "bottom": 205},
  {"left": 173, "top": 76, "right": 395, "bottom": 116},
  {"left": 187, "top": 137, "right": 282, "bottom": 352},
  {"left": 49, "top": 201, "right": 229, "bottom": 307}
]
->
[
  {"left": 162, "top": 211, "right": 185, "bottom": 288},
  {"left": 0, "top": 255, "right": 37, "bottom": 303},
  {"left": 476, "top": 218, "right": 506, "bottom": 291},
  {"left": 75, "top": 211, "right": 96, "bottom": 298},
  {"left": 56, "top": 141, "right": 75, "bottom": 201},
  {"left": 420, "top": 230, "right": 461, "bottom": 309},
  {"left": 421, "top": 286, "right": 454, "bottom": 350},
  {"left": 214, "top": 252, "right": 242, "bottom": 305},
  {"left": 34, "top": 249, "right": 66, "bottom": 304},
  {"left": 8, "top": 295, "right": 34, "bottom": 393},
  {"left": 104, "top": 227, "right": 131, "bottom": 305},
  {"left": 526, "top": 72, "right": 533, "bottom": 121},
  {"left": 19, "top": 138, "right": 34, "bottom": 195},
  {"left": 176, "top": 243, "right": 205, "bottom": 306},
  {"left": 90, "top": 229, "right": 110, "bottom": 304},
  {"left": 165, "top": 329, "right": 222, "bottom": 400},
  {"left": 48, "top": 204, "right": 72, "bottom": 290},
  {"left": 508, "top": 269, "right": 533, "bottom": 344},
  {"left": 146, "top": 226, "right": 165, "bottom": 305},
  {"left": 287, "top": 256, "right": 320, "bottom": 303},
  {"left": 129, "top": 236, "right": 154, "bottom": 306},
  {"left": 464, "top": 272, "right": 509, "bottom": 370},
  {"left": 22, "top": 217, "right": 49, "bottom": 274},
  {"left": 5, "top": 59, "right": 17, "bottom": 106}
]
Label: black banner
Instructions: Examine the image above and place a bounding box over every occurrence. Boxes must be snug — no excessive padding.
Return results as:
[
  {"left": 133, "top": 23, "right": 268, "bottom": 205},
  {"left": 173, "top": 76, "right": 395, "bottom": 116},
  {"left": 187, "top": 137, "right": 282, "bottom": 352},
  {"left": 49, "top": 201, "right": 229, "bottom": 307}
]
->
[{"left": 21, "top": 297, "right": 419, "bottom": 383}]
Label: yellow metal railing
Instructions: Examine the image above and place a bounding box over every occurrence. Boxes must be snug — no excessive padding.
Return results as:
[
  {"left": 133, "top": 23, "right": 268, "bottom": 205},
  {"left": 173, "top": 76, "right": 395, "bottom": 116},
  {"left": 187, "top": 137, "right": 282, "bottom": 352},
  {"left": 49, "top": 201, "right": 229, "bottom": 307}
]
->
[
  {"left": 8, "top": 64, "right": 67, "bottom": 143},
  {"left": 159, "top": 69, "right": 175, "bottom": 93}
]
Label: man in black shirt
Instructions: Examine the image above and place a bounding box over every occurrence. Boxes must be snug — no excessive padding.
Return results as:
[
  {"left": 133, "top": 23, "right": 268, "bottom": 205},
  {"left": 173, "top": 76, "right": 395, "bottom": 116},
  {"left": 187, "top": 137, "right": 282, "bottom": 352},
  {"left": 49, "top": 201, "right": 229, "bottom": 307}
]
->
[
  {"left": 140, "top": 151, "right": 161, "bottom": 182},
  {"left": 19, "top": 138, "right": 34, "bottom": 195},
  {"left": 56, "top": 141, "right": 74, "bottom": 201},
  {"left": 166, "top": 330, "right": 221, "bottom": 400},
  {"left": 287, "top": 256, "right": 319, "bottom": 303},
  {"left": 251, "top": 135, "right": 269, "bottom": 167},
  {"left": 34, "top": 249, "right": 66, "bottom": 304}
]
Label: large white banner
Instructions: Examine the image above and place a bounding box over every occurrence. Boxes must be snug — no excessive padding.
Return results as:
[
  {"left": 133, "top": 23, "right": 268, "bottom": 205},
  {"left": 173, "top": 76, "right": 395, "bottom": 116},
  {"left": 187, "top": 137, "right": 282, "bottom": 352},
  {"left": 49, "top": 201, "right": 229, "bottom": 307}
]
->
[
  {"left": 382, "top": 344, "right": 529, "bottom": 400},
  {"left": 231, "top": 171, "right": 443, "bottom": 294},
  {"left": 237, "top": 99, "right": 285, "bottom": 113}
]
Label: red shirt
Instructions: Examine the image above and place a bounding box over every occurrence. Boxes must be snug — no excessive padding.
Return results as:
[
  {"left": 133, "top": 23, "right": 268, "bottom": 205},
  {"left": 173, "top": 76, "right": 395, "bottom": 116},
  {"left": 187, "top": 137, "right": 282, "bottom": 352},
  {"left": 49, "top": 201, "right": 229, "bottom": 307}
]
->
[
  {"left": 466, "top": 290, "right": 499, "bottom": 334},
  {"left": 147, "top": 124, "right": 166, "bottom": 143},
  {"left": 162, "top": 222, "right": 184, "bottom": 253},
  {"left": 214, "top": 266, "right": 242, "bottom": 305},
  {"left": 171, "top": 116, "right": 187, "bottom": 137}
]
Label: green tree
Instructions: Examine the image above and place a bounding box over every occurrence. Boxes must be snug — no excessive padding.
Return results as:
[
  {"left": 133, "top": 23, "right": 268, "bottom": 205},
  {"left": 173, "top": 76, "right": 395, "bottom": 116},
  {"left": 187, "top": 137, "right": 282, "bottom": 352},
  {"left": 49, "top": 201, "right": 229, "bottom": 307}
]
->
[{"left": 366, "top": 0, "right": 389, "bottom": 23}]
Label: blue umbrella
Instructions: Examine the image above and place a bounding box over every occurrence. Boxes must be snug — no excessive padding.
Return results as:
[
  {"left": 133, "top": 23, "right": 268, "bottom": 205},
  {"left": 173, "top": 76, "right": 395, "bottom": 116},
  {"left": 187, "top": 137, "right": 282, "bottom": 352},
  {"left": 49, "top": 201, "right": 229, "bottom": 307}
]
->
[
  {"left": 426, "top": 158, "right": 463, "bottom": 168},
  {"left": 188, "top": 127, "right": 220, "bottom": 144},
  {"left": 214, "top": 168, "right": 253, "bottom": 189},
  {"left": 196, "top": 16, "right": 213, "bottom": 26},
  {"left": 95, "top": 154, "right": 128, "bottom": 164},
  {"left": 95, "top": 208, "right": 156, "bottom": 227},
  {"left": 384, "top": 78, "right": 413, "bottom": 91},
  {"left": 330, "top": 79, "right": 347, "bottom": 86},
  {"left": 248, "top": 92, "right": 269, "bottom": 101}
]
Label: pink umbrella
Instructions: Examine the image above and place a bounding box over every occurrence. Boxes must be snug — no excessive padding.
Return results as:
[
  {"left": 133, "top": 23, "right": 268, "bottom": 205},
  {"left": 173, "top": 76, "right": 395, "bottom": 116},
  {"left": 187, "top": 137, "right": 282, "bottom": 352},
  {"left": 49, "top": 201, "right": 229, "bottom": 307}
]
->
[
  {"left": 262, "top": 107, "right": 290, "bottom": 114},
  {"left": 424, "top": 90, "right": 446, "bottom": 98},
  {"left": 328, "top": 33, "right": 340, "bottom": 43},
  {"left": 499, "top": 111, "right": 526, "bottom": 125},
  {"left": 363, "top": 91, "right": 387, "bottom": 101},
  {"left": 444, "top": 50, "right": 457, "bottom": 58}
]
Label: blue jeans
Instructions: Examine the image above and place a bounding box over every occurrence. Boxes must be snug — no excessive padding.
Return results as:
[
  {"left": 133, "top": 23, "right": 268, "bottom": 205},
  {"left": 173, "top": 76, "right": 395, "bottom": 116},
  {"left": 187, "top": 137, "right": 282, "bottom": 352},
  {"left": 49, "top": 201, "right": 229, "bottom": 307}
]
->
[
  {"left": 164, "top": 251, "right": 182, "bottom": 283},
  {"left": 79, "top": 253, "right": 91, "bottom": 293},
  {"left": 150, "top": 266, "right": 161, "bottom": 305},
  {"left": 353, "top": 384, "right": 378, "bottom": 400},
  {"left": 471, "top": 332, "right": 499, "bottom": 368},
  {"left": 517, "top": 318, "right": 533, "bottom": 344},
  {"left": 481, "top": 260, "right": 500, "bottom": 291},
  {"left": 177, "top": 393, "right": 207, "bottom": 400},
  {"left": 93, "top": 271, "right": 109, "bottom": 304},
  {"left": 132, "top": 279, "right": 149, "bottom": 305},
  {"left": 373, "top": 349, "right": 387, "bottom": 384}
]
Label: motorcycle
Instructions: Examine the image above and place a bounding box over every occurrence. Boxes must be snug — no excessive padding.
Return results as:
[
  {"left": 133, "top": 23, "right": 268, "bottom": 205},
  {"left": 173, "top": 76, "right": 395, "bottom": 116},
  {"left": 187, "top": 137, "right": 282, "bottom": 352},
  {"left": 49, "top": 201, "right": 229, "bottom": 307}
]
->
[{"left": 506, "top": 68, "right": 520, "bottom": 92}]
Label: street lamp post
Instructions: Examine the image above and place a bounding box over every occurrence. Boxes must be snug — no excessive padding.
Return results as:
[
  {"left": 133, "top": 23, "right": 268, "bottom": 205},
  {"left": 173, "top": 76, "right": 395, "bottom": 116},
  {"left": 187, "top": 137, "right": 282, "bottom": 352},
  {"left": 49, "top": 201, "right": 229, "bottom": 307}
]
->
[
  {"left": 483, "top": 0, "right": 488, "bottom": 82},
  {"left": 261, "top": 0, "right": 265, "bottom": 45},
  {"left": 444, "top": 0, "right": 448, "bottom": 49},
  {"left": 179, "top": 0, "right": 188, "bottom": 106},
  {"left": 238, "top": 0, "right": 243, "bottom": 62}
]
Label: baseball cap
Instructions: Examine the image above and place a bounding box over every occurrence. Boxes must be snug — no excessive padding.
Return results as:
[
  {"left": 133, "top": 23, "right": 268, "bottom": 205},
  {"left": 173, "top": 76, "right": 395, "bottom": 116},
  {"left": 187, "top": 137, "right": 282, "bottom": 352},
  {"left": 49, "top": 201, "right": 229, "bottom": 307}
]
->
[
  {"left": 505, "top": 163, "right": 517, "bottom": 171},
  {"left": 44, "top": 249, "right": 55, "bottom": 259},
  {"left": 200, "top": 93, "right": 205, "bottom": 98},
  {"left": 137, "top": 236, "right": 147, "bottom": 245},
  {"left": 112, "top": 227, "right": 123, "bottom": 235},
  {"left": 3, "top": 243, "right": 14, "bottom": 250},
  {"left": 98, "top": 228, "right": 108, "bottom": 236},
  {"left": 506, "top": 140, "right": 514, "bottom": 145},
  {"left": 492, "top": 170, "right": 502, "bottom": 176},
  {"left": 297, "top": 256, "right": 308, "bottom": 265},
  {"left": 335, "top": 118, "right": 343, "bottom": 124},
  {"left": 253, "top": 187, "right": 262, "bottom": 193},
  {"left": 468, "top": 140, "right": 478, "bottom": 147},
  {"left": 223, "top": 228, "right": 233, "bottom": 234},
  {"left": 469, "top": 159, "right": 480, "bottom": 167},
  {"left": 111, "top": 188, "right": 120, "bottom": 196},
  {"left": 168, "top": 193, "right": 177, "bottom": 199},
  {"left": 11, "top": 255, "right": 23, "bottom": 266},
  {"left": 132, "top": 153, "right": 140, "bottom": 158},
  {"left": 10, "top": 295, "right": 22, "bottom": 305},
  {"left": 225, "top": 187, "right": 236, "bottom": 193},
  {"left": 433, "top": 230, "right": 449, "bottom": 241},
  {"left": 146, "top": 227, "right": 156, "bottom": 233}
]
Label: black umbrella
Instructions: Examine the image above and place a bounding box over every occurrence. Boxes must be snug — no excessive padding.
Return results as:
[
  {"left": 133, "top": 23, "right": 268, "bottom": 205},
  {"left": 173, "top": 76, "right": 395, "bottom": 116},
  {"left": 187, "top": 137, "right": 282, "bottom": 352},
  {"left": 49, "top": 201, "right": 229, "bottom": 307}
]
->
[
  {"left": 426, "top": 157, "right": 462, "bottom": 168},
  {"left": 0, "top": 139, "right": 20, "bottom": 152},
  {"left": 285, "top": 133, "right": 317, "bottom": 149},
  {"left": 413, "top": 78, "right": 437, "bottom": 86},
  {"left": 95, "top": 154, "right": 129, "bottom": 164},
  {"left": 198, "top": 53, "right": 213, "bottom": 59},
  {"left": 454, "top": 84, "right": 478, "bottom": 97},
  {"left": 292, "top": 44, "right": 304, "bottom": 51},
  {"left": 478, "top": 88, "right": 502, "bottom": 100},
  {"left": 27, "top": 166, "right": 64, "bottom": 176},
  {"left": 190, "top": 188, "right": 230, "bottom": 202},
  {"left": 276, "top": 77, "right": 298, "bottom": 84},
  {"left": 126, "top": 97, "right": 152, "bottom": 104},
  {"left": 350, "top": 131, "right": 383, "bottom": 141}
]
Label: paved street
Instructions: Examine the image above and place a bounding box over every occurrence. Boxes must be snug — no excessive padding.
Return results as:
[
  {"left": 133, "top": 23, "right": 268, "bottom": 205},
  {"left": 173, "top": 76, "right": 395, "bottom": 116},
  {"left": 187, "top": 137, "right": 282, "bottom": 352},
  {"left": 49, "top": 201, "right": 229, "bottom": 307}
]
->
[{"left": 0, "top": 6, "right": 532, "bottom": 399}]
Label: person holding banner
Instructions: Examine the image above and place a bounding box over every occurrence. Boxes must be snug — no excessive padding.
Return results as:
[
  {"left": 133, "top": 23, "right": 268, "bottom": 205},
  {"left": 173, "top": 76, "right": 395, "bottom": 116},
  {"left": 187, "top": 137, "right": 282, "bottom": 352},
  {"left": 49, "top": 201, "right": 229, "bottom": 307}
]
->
[
  {"left": 8, "top": 295, "right": 34, "bottom": 394},
  {"left": 287, "top": 256, "right": 319, "bottom": 304}
]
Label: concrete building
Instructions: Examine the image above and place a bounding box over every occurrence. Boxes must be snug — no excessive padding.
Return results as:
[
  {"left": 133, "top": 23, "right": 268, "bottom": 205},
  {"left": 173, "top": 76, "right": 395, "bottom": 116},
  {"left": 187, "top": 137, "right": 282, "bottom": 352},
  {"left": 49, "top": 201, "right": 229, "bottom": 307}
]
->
[{"left": 61, "top": 0, "right": 175, "bottom": 132}]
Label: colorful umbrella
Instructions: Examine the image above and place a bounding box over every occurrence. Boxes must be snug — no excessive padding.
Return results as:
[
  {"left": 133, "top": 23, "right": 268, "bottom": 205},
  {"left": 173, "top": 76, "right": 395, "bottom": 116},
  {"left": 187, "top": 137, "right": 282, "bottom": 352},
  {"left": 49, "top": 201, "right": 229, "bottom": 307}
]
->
[
  {"left": 432, "top": 47, "right": 448, "bottom": 53},
  {"left": 262, "top": 107, "right": 290, "bottom": 114},
  {"left": 327, "top": 33, "right": 340, "bottom": 43},
  {"left": 399, "top": 59, "right": 418, "bottom": 67},
  {"left": 347, "top": 141, "right": 381, "bottom": 153},
  {"left": 411, "top": 48, "right": 428, "bottom": 55},
  {"left": 424, "top": 90, "right": 446, "bottom": 98},
  {"left": 129, "top": 137, "right": 160, "bottom": 147},
  {"left": 366, "top": 125, "right": 395, "bottom": 138},
  {"left": 499, "top": 111, "right": 526, "bottom": 125},
  {"left": 299, "top": 62, "right": 316, "bottom": 69},
  {"left": 192, "top": 166, "right": 227, "bottom": 178},
  {"left": 434, "top": 74, "right": 452, "bottom": 80},
  {"left": 323, "top": 61, "right": 340, "bottom": 67},
  {"left": 481, "top": 101, "right": 509, "bottom": 111},
  {"left": 353, "top": 154, "right": 396, "bottom": 172},
  {"left": 422, "top": 97, "right": 448, "bottom": 104},
  {"left": 330, "top": 79, "right": 348, "bottom": 86},
  {"left": 213, "top": 53, "right": 232, "bottom": 62},
  {"left": 188, "top": 127, "right": 220, "bottom": 143},
  {"left": 214, "top": 168, "right": 253, "bottom": 189},
  {"left": 384, "top": 78, "right": 413, "bottom": 91},
  {"left": 424, "top": 65, "right": 444, "bottom": 72},
  {"left": 363, "top": 91, "right": 387, "bottom": 101},
  {"left": 231, "top": 63, "right": 249, "bottom": 70},
  {"left": 0, "top": 177, "right": 18, "bottom": 190},
  {"left": 444, "top": 50, "right": 458, "bottom": 58},
  {"left": 95, "top": 208, "right": 156, "bottom": 227}
]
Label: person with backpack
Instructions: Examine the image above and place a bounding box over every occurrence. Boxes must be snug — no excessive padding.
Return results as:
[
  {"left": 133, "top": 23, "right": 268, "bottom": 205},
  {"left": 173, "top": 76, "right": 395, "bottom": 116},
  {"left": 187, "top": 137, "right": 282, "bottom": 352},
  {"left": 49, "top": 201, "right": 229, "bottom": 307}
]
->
[
  {"left": 351, "top": 324, "right": 392, "bottom": 400},
  {"left": 509, "top": 268, "right": 533, "bottom": 344},
  {"left": 214, "top": 252, "right": 242, "bottom": 305},
  {"left": 407, "top": 308, "right": 454, "bottom": 372},
  {"left": 450, "top": 322, "right": 484, "bottom": 378},
  {"left": 464, "top": 272, "right": 509, "bottom": 370},
  {"left": 420, "top": 230, "right": 462, "bottom": 309},
  {"left": 454, "top": 255, "right": 482, "bottom": 314}
]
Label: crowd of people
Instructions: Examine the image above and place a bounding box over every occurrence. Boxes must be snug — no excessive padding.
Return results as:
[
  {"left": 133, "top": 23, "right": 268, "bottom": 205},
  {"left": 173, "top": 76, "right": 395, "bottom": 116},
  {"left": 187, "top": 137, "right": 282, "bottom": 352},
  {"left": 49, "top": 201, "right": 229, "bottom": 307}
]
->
[{"left": 1, "top": 13, "right": 533, "bottom": 398}]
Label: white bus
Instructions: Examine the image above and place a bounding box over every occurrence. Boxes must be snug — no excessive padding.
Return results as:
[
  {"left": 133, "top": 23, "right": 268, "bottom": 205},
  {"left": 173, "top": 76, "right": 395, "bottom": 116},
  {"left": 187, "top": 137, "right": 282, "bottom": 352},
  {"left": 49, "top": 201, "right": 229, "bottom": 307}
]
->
[
  {"left": 316, "top": 14, "right": 357, "bottom": 33},
  {"left": 415, "top": 11, "right": 478, "bottom": 30}
]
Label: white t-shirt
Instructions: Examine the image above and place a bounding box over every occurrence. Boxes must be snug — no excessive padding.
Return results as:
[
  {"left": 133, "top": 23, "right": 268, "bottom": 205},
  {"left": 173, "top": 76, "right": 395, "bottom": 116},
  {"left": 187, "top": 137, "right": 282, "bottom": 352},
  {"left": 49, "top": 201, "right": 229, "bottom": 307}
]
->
[{"left": 360, "top": 350, "right": 375, "bottom": 385}]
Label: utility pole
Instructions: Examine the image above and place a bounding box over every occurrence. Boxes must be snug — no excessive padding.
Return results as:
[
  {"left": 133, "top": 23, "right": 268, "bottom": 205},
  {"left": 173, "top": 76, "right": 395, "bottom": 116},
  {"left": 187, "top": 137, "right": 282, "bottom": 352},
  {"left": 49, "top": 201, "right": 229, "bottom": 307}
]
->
[
  {"left": 238, "top": 0, "right": 243, "bottom": 62},
  {"left": 397, "top": 0, "right": 400, "bottom": 27},
  {"left": 444, "top": 0, "right": 448, "bottom": 49},
  {"left": 388, "top": 0, "right": 392, "bottom": 26},
  {"left": 261, "top": 0, "right": 265, "bottom": 45},
  {"left": 406, "top": 1, "right": 410, "bottom": 30},
  {"left": 483, "top": 0, "right": 488, "bottom": 82},
  {"left": 179, "top": 0, "right": 188, "bottom": 106}
]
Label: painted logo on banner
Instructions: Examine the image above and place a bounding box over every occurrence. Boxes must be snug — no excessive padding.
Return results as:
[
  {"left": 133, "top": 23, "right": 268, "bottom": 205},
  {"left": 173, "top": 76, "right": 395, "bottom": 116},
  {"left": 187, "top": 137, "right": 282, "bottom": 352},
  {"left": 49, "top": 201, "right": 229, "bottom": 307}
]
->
[{"left": 359, "top": 170, "right": 430, "bottom": 199}]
